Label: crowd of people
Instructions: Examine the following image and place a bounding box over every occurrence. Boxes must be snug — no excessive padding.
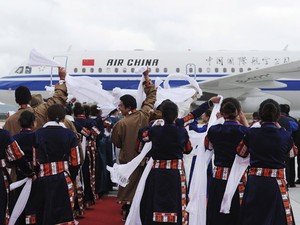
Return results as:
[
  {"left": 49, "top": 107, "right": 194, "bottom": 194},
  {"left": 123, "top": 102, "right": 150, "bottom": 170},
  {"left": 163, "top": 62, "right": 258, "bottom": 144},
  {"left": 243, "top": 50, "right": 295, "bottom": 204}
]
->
[{"left": 0, "top": 66, "right": 299, "bottom": 225}]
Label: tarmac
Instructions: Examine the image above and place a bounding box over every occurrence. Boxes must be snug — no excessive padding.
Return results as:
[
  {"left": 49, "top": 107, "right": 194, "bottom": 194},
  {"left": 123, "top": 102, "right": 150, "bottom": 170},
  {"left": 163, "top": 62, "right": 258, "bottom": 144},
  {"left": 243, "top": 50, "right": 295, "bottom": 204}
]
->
[{"left": 290, "top": 184, "right": 300, "bottom": 224}]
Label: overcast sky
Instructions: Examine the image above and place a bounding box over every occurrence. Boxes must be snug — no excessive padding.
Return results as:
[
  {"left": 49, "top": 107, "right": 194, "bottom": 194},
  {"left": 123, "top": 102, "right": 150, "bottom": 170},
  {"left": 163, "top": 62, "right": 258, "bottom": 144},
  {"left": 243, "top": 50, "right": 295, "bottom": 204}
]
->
[{"left": 1, "top": 0, "right": 300, "bottom": 74}]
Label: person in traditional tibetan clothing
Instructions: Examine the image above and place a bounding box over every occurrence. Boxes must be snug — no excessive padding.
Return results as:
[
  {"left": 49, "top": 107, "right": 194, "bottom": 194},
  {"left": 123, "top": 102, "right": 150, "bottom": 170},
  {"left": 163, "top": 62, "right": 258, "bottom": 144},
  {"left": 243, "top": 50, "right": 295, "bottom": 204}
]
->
[
  {"left": 0, "top": 129, "right": 35, "bottom": 225},
  {"left": 3, "top": 67, "right": 68, "bottom": 136},
  {"left": 237, "top": 99, "right": 296, "bottom": 225},
  {"left": 188, "top": 109, "right": 213, "bottom": 196},
  {"left": 205, "top": 97, "right": 249, "bottom": 225},
  {"left": 138, "top": 100, "right": 192, "bottom": 225},
  {"left": 90, "top": 105, "right": 112, "bottom": 196},
  {"left": 111, "top": 67, "right": 157, "bottom": 221},
  {"left": 12, "top": 111, "right": 37, "bottom": 224},
  {"left": 34, "top": 104, "right": 80, "bottom": 225},
  {"left": 135, "top": 97, "right": 220, "bottom": 225},
  {"left": 73, "top": 102, "right": 99, "bottom": 206}
]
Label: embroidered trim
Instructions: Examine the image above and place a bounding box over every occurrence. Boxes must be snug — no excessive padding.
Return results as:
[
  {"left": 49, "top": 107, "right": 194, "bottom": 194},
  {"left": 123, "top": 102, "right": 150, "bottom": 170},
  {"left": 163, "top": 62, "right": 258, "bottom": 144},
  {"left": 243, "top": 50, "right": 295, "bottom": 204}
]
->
[
  {"left": 213, "top": 166, "right": 231, "bottom": 180},
  {"left": 6, "top": 141, "right": 24, "bottom": 161},
  {"left": 25, "top": 214, "right": 36, "bottom": 224},
  {"left": 183, "top": 113, "right": 194, "bottom": 127},
  {"left": 248, "top": 167, "right": 285, "bottom": 179},
  {"left": 55, "top": 221, "right": 75, "bottom": 225},
  {"left": 153, "top": 212, "right": 177, "bottom": 223},
  {"left": 152, "top": 159, "right": 183, "bottom": 170},
  {"left": 65, "top": 173, "right": 75, "bottom": 209},
  {"left": 39, "top": 161, "right": 69, "bottom": 177},
  {"left": 249, "top": 167, "right": 293, "bottom": 225},
  {"left": 277, "top": 179, "right": 293, "bottom": 225},
  {"left": 0, "top": 158, "right": 6, "bottom": 167}
]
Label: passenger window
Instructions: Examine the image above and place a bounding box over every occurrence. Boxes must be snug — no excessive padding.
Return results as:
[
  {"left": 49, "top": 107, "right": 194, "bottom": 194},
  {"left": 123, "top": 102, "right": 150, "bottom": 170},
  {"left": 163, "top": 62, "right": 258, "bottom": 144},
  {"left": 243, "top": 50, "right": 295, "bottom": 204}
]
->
[
  {"left": 247, "top": 68, "right": 251, "bottom": 71},
  {"left": 123, "top": 68, "right": 127, "bottom": 73},
  {"left": 176, "top": 68, "right": 180, "bottom": 73},
  {"left": 164, "top": 68, "right": 168, "bottom": 73},
  {"left": 239, "top": 68, "right": 243, "bottom": 72},
  {"left": 90, "top": 68, "right": 94, "bottom": 73},
  {"left": 74, "top": 68, "right": 78, "bottom": 73},
  {"left": 215, "top": 68, "right": 219, "bottom": 73},
  {"left": 25, "top": 66, "right": 32, "bottom": 74},
  {"left": 231, "top": 68, "right": 235, "bottom": 73},
  {"left": 131, "top": 68, "right": 135, "bottom": 73},
  {"left": 98, "top": 68, "right": 102, "bottom": 73},
  {"left": 15, "top": 66, "right": 24, "bottom": 74},
  {"left": 115, "top": 68, "right": 119, "bottom": 73},
  {"left": 223, "top": 68, "right": 227, "bottom": 73},
  {"left": 198, "top": 68, "right": 202, "bottom": 73},
  {"left": 189, "top": 68, "right": 193, "bottom": 73},
  {"left": 206, "top": 68, "right": 211, "bottom": 73},
  {"left": 82, "top": 68, "right": 86, "bottom": 73},
  {"left": 155, "top": 68, "right": 159, "bottom": 73}
]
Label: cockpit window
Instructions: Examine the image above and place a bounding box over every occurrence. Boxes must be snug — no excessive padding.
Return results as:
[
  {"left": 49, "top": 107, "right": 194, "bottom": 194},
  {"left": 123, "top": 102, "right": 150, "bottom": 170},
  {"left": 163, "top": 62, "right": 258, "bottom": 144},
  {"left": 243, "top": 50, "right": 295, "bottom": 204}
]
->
[
  {"left": 15, "top": 66, "right": 24, "bottom": 74},
  {"left": 25, "top": 66, "right": 32, "bottom": 74}
]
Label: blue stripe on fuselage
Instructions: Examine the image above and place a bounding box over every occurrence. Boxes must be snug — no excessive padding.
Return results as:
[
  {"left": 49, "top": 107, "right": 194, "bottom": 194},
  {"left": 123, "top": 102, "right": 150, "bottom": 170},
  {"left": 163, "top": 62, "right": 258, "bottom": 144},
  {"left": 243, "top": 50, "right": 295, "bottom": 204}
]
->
[{"left": 0, "top": 74, "right": 300, "bottom": 91}]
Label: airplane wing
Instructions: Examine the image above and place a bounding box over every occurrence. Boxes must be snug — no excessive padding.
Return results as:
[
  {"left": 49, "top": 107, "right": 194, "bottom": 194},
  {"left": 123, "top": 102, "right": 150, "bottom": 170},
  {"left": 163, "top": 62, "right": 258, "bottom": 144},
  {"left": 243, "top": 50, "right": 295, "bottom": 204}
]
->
[{"left": 198, "top": 60, "right": 300, "bottom": 99}]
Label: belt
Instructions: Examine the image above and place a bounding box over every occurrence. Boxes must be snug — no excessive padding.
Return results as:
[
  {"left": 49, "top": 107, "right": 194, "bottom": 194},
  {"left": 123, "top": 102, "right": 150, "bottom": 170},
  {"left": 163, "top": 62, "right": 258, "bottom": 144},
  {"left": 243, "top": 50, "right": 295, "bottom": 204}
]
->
[
  {"left": 39, "top": 161, "right": 69, "bottom": 177},
  {"left": 152, "top": 159, "right": 183, "bottom": 170},
  {"left": 213, "top": 166, "right": 231, "bottom": 180},
  {"left": 248, "top": 167, "right": 285, "bottom": 179}
]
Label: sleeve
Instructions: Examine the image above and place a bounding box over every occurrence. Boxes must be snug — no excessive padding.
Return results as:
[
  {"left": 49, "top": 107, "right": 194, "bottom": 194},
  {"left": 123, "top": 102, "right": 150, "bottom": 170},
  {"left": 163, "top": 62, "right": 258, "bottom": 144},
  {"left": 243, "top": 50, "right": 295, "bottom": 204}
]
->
[
  {"left": 33, "top": 83, "right": 68, "bottom": 128},
  {"left": 80, "top": 127, "right": 91, "bottom": 138},
  {"left": 69, "top": 134, "right": 80, "bottom": 180},
  {"left": 183, "top": 128, "right": 193, "bottom": 154},
  {"left": 204, "top": 135, "right": 214, "bottom": 151},
  {"left": 6, "top": 138, "right": 24, "bottom": 161},
  {"left": 236, "top": 140, "right": 249, "bottom": 158},
  {"left": 176, "top": 101, "right": 210, "bottom": 127},
  {"left": 289, "top": 120, "right": 299, "bottom": 132},
  {"left": 91, "top": 126, "right": 101, "bottom": 137},
  {"left": 5, "top": 132, "right": 34, "bottom": 177},
  {"left": 138, "top": 124, "right": 152, "bottom": 143},
  {"left": 189, "top": 119, "right": 208, "bottom": 133},
  {"left": 141, "top": 82, "right": 157, "bottom": 114},
  {"left": 111, "top": 122, "right": 123, "bottom": 148}
]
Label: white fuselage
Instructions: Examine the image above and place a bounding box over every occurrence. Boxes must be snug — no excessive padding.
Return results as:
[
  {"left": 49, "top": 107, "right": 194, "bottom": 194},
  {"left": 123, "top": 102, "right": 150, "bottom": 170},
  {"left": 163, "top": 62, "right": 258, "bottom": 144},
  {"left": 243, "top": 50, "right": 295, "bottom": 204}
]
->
[{"left": 1, "top": 50, "right": 300, "bottom": 116}]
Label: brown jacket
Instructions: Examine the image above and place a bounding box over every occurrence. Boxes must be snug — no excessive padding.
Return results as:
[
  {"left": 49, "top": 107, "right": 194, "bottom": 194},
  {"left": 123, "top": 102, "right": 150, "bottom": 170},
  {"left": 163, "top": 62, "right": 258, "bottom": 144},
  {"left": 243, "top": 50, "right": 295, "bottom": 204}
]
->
[
  {"left": 111, "top": 82, "right": 157, "bottom": 202},
  {"left": 3, "top": 83, "right": 67, "bottom": 135}
]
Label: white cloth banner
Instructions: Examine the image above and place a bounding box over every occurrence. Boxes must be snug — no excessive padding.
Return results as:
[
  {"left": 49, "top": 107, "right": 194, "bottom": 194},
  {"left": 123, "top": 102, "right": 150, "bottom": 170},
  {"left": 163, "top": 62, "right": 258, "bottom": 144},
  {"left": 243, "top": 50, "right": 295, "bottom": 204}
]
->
[
  {"left": 186, "top": 96, "right": 223, "bottom": 225},
  {"left": 125, "top": 158, "right": 154, "bottom": 225},
  {"left": 27, "top": 49, "right": 61, "bottom": 67},
  {"left": 106, "top": 142, "right": 152, "bottom": 187},
  {"left": 220, "top": 122, "right": 260, "bottom": 213},
  {"left": 65, "top": 74, "right": 116, "bottom": 116},
  {"left": 220, "top": 155, "right": 250, "bottom": 213},
  {"left": 8, "top": 178, "right": 32, "bottom": 225}
]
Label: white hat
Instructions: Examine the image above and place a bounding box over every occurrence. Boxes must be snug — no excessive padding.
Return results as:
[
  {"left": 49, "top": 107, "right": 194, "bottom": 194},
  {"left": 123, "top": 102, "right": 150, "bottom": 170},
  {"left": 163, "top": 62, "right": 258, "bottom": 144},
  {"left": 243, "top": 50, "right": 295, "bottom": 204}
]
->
[{"left": 134, "top": 66, "right": 147, "bottom": 74}]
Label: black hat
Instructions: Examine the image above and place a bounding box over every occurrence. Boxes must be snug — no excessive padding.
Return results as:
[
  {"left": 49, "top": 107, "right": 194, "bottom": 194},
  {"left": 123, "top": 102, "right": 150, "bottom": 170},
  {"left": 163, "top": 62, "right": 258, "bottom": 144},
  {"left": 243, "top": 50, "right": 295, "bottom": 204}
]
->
[{"left": 15, "top": 86, "right": 32, "bottom": 105}]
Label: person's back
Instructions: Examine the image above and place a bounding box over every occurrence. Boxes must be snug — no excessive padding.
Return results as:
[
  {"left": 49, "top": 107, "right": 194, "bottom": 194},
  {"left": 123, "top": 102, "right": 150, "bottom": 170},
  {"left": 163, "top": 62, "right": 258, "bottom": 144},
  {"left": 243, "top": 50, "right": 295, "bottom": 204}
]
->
[
  {"left": 3, "top": 67, "right": 67, "bottom": 135},
  {"left": 147, "top": 124, "right": 189, "bottom": 160},
  {"left": 35, "top": 104, "right": 79, "bottom": 225},
  {"left": 246, "top": 125, "right": 292, "bottom": 169},
  {"left": 238, "top": 99, "right": 295, "bottom": 225},
  {"left": 111, "top": 67, "right": 157, "bottom": 221},
  {"left": 208, "top": 122, "right": 248, "bottom": 167}
]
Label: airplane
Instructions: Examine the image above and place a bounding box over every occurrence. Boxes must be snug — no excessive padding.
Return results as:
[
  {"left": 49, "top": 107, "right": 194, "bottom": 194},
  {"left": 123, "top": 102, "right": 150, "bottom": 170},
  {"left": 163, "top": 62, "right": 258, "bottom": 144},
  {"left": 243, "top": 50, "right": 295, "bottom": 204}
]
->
[{"left": 1, "top": 49, "right": 300, "bottom": 116}]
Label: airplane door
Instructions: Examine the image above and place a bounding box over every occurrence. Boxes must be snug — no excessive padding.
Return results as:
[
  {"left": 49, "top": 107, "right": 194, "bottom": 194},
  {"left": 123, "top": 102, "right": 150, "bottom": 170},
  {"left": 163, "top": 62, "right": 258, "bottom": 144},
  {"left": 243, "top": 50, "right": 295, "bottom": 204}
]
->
[
  {"left": 186, "top": 64, "right": 197, "bottom": 79},
  {"left": 50, "top": 56, "right": 68, "bottom": 86}
]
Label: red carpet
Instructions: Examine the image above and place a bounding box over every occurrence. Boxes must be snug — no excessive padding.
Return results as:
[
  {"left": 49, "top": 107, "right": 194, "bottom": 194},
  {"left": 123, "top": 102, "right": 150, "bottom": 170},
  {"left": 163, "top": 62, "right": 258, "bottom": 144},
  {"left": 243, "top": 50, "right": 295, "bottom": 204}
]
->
[{"left": 77, "top": 196, "right": 124, "bottom": 225}]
